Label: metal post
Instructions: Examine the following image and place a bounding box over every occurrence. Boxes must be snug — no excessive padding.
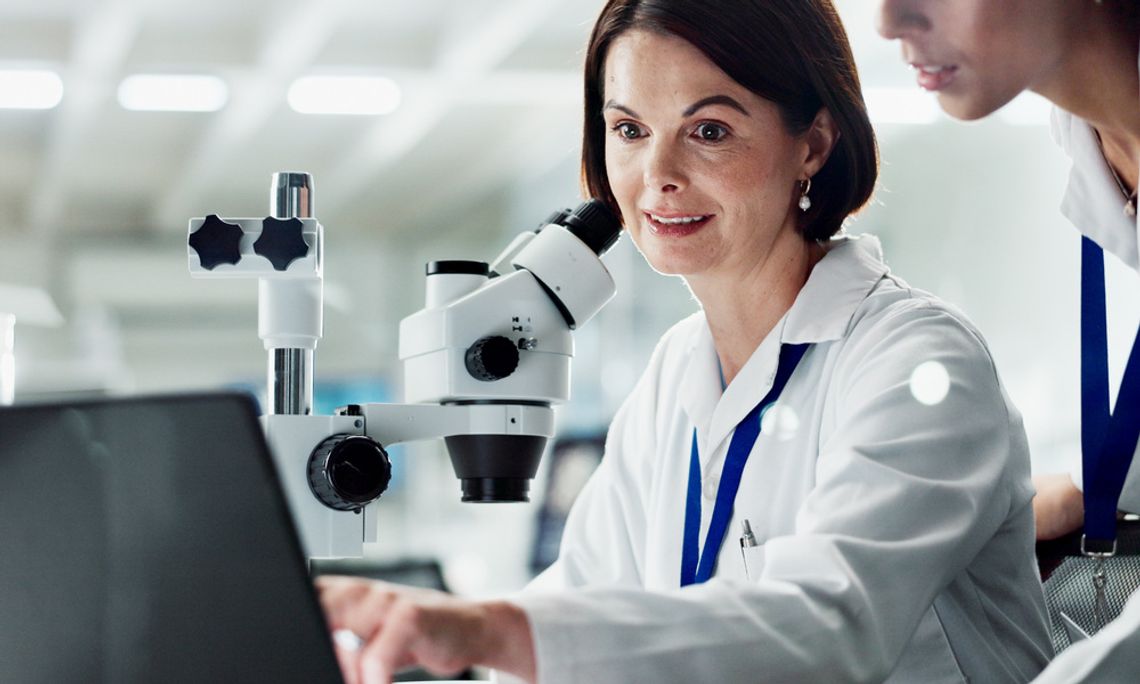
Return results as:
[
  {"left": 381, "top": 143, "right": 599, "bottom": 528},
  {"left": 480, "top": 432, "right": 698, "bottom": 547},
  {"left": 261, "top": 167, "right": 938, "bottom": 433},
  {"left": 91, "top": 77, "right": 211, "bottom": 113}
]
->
[
  {"left": 0, "top": 313, "right": 14, "bottom": 406},
  {"left": 267, "top": 172, "right": 315, "bottom": 415}
]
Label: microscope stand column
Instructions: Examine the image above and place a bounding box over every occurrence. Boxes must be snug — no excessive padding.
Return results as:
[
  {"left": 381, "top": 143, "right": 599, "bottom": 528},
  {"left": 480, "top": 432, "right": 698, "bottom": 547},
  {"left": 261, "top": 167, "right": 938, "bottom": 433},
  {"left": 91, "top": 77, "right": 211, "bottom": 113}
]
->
[{"left": 263, "top": 171, "right": 320, "bottom": 416}]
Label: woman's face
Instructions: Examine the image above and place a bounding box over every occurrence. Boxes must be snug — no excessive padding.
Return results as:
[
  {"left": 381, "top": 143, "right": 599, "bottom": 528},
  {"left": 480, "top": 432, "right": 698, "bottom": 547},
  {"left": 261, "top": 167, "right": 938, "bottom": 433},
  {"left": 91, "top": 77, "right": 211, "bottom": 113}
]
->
[
  {"left": 601, "top": 29, "right": 808, "bottom": 279},
  {"left": 875, "top": 0, "right": 1071, "bottom": 120}
]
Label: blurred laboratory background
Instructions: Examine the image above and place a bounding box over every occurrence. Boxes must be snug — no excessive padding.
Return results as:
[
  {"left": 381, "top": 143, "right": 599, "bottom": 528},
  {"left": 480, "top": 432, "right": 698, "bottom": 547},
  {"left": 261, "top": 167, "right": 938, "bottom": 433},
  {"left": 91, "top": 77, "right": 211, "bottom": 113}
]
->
[{"left": 2, "top": 0, "right": 1139, "bottom": 599}]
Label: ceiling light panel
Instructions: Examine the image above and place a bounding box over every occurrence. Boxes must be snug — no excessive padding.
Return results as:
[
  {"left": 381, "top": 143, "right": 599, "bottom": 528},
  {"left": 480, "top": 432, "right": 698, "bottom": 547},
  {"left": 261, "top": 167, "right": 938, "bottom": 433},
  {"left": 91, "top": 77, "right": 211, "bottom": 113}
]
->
[
  {"left": 117, "top": 74, "right": 228, "bottom": 112},
  {"left": 287, "top": 75, "right": 401, "bottom": 115},
  {"left": 0, "top": 69, "right": 63, "bottom": 109}
]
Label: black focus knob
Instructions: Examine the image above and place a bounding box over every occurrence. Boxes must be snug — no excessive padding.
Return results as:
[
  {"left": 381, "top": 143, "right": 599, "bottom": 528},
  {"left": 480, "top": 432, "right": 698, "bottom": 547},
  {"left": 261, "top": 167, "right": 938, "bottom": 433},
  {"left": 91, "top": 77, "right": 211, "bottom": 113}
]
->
[
  {"left": 465, "top": 335, "right": 520, "bottom": 381},
  {"left": 307, "top": 434, "right": 391, "bottom": 511},
  {"left": 188, "top": 214, "right": 244, "bottom": 270},
  {"left": 254, "top": 217, "right": 310, "bottom": 271}
]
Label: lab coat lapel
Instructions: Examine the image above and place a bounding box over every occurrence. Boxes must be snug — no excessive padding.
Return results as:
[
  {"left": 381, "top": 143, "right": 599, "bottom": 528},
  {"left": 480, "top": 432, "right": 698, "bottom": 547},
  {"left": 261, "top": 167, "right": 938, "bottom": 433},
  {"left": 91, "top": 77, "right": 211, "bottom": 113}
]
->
[
  {"left": 707, "top": 328, "right": 783, "bottom": 456},
  {"left": 678, "top": 320, "right": 722, "bottom": 465}
]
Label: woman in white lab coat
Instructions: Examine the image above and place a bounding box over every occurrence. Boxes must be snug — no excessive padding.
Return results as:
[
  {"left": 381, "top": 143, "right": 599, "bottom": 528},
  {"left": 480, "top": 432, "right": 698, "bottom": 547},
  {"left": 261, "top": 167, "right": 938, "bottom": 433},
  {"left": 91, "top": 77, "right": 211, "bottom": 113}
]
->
[
  {"left": 317, "top": 1, "right": 1053, "bottom": 682},
  {"left": 876, "top": 2, "right": 1140, "bottom": 680}
]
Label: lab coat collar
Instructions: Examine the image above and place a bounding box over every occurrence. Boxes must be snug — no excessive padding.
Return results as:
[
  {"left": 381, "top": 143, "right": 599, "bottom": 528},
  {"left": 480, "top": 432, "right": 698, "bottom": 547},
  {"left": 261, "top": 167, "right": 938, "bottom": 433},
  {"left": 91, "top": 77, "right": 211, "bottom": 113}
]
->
[
  {"left": 1049, "top": 40, "right": 1140, "bottom": 272},
  {"left": 783, "top": 234, "right": 890, "bottom": 345},
  {"left": 680, "top": 234, "right": 889, "bottom": 459}
]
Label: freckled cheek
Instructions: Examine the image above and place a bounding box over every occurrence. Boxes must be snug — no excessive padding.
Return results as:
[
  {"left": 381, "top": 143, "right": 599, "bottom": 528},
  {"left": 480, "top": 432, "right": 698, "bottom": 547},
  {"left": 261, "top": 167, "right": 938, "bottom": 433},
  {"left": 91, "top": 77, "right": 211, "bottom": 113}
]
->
[
  {"left": 604, "top": 147, "right": 643, "bottom": 226},
  {"left": 696, "top": 154, "right": 781, "bottom": 208}
]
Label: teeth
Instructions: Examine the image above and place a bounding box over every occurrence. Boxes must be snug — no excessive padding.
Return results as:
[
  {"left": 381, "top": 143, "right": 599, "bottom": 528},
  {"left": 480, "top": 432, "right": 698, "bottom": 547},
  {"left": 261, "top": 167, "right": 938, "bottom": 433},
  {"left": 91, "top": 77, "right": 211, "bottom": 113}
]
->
[
  {"left": 649, "top": 214, "right": 706, "bottom": 224},
  {"left": 918, "top": 65, "right": 947, "bottom": 74}
]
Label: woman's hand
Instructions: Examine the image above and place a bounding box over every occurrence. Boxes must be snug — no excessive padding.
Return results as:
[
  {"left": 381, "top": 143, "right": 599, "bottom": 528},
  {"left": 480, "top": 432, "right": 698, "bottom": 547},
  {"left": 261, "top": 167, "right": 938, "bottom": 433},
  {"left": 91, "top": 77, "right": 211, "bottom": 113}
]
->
[
  {"left": 1032, "top": 473, "right": 1085, "bottom": 541},
  {"left": 316, "top": 576, "right": 536, "bottom": 684}
]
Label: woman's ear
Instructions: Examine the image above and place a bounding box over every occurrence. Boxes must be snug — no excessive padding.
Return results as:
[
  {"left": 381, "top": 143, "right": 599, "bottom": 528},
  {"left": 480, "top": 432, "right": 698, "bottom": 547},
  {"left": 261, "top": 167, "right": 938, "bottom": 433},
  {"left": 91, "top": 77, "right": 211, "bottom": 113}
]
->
[{"left": 801, "top": 108, "right": 841, "bottom": 178}]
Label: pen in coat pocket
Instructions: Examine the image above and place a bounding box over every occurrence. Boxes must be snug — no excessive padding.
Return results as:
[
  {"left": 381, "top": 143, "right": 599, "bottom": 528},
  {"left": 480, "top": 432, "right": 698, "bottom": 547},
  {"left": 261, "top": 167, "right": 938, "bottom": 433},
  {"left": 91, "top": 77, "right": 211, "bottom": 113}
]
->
[{"left": 740, "top": 519, "right": 758, "bottom": 580}]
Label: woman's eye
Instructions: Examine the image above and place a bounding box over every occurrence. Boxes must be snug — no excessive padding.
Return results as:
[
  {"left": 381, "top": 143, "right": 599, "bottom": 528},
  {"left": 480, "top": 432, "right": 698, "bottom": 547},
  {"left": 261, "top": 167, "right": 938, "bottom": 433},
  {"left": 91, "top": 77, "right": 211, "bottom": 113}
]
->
[
  {"left": 694, "top": 122, "right": 728, "bottom": 142},
  {"left": 612, "top": 122, "right": 642, "bottom": 140}
]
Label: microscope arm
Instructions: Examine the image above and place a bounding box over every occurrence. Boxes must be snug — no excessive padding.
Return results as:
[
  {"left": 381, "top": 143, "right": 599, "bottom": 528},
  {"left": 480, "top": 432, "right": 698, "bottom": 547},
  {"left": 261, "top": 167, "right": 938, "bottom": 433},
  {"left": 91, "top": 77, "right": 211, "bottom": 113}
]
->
[{"left": 360, "top": 402, "right": 554, "bottom": 446}]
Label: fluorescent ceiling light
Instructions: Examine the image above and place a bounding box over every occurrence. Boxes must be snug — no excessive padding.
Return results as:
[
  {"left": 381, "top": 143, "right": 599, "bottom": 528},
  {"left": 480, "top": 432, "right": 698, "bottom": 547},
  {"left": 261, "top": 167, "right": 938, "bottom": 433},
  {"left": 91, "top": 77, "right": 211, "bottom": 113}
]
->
[
  {"left": 864, "top": 88, "right": 941, "bottom": 125},
  {"left": 118, "top": 74, "right": 228, "bottom": 112},
  {"left": 0, "top": 70, "right": 63, "bottom": 109},
  {"left": 287, "top": 76, "right": 401, "bottom": 115}
]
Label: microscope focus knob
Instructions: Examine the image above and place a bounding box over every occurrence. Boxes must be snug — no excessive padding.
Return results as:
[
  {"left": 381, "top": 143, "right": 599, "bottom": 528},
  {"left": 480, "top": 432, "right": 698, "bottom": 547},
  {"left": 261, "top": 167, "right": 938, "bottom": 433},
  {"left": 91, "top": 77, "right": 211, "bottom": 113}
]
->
[
  {"left": 465, "top": 335, "right": 520, "bottom": 381},
  {"left": 307, "top": 434, "right": 391, "bottom": 511}
]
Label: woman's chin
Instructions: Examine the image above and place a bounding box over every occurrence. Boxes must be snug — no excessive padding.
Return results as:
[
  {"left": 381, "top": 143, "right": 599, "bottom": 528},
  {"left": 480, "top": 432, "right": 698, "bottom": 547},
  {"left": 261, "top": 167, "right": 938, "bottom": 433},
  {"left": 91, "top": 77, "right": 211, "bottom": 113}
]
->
[
  {"left": 640, "top": 252, "right": 706, "bottom": 278},
  {"left": 630, "top": 233, "right": 717, "bottom": 278}
]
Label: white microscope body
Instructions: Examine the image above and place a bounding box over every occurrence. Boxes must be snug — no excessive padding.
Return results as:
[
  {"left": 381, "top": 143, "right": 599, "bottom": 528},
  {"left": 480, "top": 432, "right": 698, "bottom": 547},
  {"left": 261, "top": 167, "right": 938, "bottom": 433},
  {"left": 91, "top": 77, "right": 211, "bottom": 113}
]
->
[{"left": 187, "top": 172, "right": 621, "bottom": 559}]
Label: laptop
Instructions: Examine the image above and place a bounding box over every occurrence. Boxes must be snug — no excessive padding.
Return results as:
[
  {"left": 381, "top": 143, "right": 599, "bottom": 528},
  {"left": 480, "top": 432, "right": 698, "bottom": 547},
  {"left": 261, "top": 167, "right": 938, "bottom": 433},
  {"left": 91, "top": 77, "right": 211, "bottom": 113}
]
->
[{"left": 0, "top": 392, "right": 344, "bottom": 683}]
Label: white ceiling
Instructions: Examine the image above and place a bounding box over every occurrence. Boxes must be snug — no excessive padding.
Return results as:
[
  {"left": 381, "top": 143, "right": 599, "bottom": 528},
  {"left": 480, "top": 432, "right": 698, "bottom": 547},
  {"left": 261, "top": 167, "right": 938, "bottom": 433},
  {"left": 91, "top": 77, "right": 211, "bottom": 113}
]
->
[{"left": 0, "top": 0, "right": 614, "bottom": 239}]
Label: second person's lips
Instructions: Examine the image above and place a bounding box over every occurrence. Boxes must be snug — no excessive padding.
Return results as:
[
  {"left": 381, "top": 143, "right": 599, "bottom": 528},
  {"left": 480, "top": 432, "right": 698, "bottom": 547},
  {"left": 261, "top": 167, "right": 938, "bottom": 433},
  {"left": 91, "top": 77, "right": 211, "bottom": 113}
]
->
[{"left": 911, "top": 63, "right": 959, "bottom": 91}]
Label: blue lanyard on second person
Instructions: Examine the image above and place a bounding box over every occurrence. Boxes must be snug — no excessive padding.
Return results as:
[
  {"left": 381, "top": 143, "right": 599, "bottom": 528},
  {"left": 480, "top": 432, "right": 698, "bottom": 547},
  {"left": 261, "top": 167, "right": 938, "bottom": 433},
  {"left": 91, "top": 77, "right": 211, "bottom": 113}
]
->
[
  {"left": 1081, "top": 237, "right": 1140, "bottom": 550},
  {"left": 680, "top": 342, "right": 810, "bottom": 587}
]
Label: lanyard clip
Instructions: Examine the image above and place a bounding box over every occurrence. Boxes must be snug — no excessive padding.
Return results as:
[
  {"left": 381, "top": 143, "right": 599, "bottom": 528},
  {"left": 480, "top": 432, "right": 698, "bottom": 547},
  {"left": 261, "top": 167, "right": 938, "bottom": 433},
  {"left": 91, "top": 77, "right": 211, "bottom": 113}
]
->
[{"left": 1081, "top": 534, "right": 1117, "bottom": 559}]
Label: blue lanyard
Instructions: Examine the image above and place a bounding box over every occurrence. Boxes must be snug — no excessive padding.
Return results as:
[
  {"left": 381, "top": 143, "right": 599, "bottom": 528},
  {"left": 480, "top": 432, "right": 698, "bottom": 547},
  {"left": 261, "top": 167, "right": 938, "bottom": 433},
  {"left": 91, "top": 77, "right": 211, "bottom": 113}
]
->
[
  {"left": 1081, "top": 237, "right": 1140, "bottom": 546},
  {"left": 681, "top": 343, "right": 810, "bottom": 586}
]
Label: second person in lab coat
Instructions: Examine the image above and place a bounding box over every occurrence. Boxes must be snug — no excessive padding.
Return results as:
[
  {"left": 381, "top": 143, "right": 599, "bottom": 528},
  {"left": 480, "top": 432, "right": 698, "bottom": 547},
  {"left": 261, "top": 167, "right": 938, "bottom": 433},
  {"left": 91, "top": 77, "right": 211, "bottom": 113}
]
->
[
  {"left": 318, "top": 1, "right": 1053, "bottom": 681},
  {"left": 874, "top": 1, "right": 1140, "bottom": 681}
]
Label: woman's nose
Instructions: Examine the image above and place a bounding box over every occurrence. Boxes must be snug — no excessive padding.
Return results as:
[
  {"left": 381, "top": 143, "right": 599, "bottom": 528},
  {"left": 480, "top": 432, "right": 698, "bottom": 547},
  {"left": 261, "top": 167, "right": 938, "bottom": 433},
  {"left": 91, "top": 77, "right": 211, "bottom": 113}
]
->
[
  {"left": 875, "top": 0, "right": 929, "bottom": 40},
  {"left": 643, "top": 142, "right": 686, "bottom": 193}
]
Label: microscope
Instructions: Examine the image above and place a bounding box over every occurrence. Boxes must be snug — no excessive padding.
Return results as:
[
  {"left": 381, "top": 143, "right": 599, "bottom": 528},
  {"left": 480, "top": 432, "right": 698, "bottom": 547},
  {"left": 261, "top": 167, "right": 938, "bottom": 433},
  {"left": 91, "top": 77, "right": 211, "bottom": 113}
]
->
[{"left": 187, "top": 172, "right": 621, "bottom": 559}]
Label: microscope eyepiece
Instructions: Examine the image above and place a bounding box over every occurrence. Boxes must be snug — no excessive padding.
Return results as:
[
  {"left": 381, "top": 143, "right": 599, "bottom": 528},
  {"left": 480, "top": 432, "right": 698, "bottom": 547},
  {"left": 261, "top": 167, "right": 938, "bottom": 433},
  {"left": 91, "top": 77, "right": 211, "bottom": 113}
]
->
[
  {"left": 537, "top": 208, "right": 572, "bottom": 232},
  {"left": 425, "top": 260, "right": 489, "bottom": 276},
  {"left": 560, "top": 200, "right": 622, "bottom": 256}
]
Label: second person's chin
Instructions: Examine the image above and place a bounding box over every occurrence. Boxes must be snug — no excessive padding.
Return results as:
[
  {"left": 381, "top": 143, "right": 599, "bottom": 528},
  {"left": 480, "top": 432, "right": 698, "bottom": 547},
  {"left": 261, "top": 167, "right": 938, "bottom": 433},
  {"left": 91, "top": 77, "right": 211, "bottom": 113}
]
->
[{"left": 936, "top": 91, "right": 1010, "bottom": 123}]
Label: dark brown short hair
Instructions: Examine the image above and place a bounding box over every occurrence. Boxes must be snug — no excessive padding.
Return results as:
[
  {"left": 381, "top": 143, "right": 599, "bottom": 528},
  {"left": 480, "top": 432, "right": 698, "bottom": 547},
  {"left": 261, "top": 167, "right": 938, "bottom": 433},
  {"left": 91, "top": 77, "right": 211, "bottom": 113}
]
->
[{"left": 582, "top": 0, "right": 878, "bottom": 241}]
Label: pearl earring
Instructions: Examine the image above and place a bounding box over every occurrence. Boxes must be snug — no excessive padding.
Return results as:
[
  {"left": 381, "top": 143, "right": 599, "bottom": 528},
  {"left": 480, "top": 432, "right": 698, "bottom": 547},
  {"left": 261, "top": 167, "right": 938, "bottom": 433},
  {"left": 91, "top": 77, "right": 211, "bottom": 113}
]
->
[{"left": 798, "top": 178, "right": 813, "bottom": 212}]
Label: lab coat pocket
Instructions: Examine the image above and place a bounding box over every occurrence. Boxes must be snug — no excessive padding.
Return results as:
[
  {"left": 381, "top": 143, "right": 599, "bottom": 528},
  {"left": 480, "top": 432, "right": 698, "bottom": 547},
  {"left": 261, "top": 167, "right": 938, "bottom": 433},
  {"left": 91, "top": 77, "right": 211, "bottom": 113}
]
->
[{"left": 741, "top": 543, "right": 765, "bottom": 582}]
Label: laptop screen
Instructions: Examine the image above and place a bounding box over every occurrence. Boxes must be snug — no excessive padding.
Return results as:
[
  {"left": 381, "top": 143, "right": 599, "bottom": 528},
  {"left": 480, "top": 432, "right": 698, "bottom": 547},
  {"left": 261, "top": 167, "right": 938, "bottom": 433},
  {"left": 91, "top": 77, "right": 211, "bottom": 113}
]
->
[{"left": 0, "top": 392, "right": 343, "bottom": 683}]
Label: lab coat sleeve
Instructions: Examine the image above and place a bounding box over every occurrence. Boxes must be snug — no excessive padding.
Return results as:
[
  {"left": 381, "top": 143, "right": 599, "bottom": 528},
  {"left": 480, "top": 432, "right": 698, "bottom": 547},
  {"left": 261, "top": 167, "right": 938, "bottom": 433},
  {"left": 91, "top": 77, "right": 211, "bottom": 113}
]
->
[{"left": 511, "top": 303, "right": 1030, "bottom": 684}]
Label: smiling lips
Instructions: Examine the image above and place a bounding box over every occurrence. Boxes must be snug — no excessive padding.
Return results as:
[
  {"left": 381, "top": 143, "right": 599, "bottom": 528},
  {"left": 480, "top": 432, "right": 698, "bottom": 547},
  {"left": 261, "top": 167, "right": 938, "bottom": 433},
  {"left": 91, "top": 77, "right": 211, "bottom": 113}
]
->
[
  {"left": 644, "top": 211, "right": 713, "bottom": 235},
  {"left": 910, "top": 63, "right": 959, "bottom": 92}
]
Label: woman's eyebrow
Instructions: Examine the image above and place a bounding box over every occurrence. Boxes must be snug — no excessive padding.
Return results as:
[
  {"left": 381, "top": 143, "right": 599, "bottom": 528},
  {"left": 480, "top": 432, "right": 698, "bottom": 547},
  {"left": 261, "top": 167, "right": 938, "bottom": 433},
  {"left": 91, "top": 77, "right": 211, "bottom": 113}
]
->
[
  {"left": 683, "top": 95, "right": 750, "bottom": 117},
  {"left": 603, "top": 100, "right": 639, "bottom": 117},
  {"left": 602, "top": 95, "right": 750, "bottom": 118}
]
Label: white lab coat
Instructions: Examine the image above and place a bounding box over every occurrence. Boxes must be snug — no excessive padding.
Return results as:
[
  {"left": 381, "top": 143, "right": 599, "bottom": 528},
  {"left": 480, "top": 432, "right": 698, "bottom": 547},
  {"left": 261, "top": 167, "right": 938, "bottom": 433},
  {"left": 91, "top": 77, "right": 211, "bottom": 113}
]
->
[
  {"left": 507, "top": 235, "right": 1052, "bottom": 684},
  {"left": 1031, "top": 41, "right": 1140, "bottom": 684}
]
